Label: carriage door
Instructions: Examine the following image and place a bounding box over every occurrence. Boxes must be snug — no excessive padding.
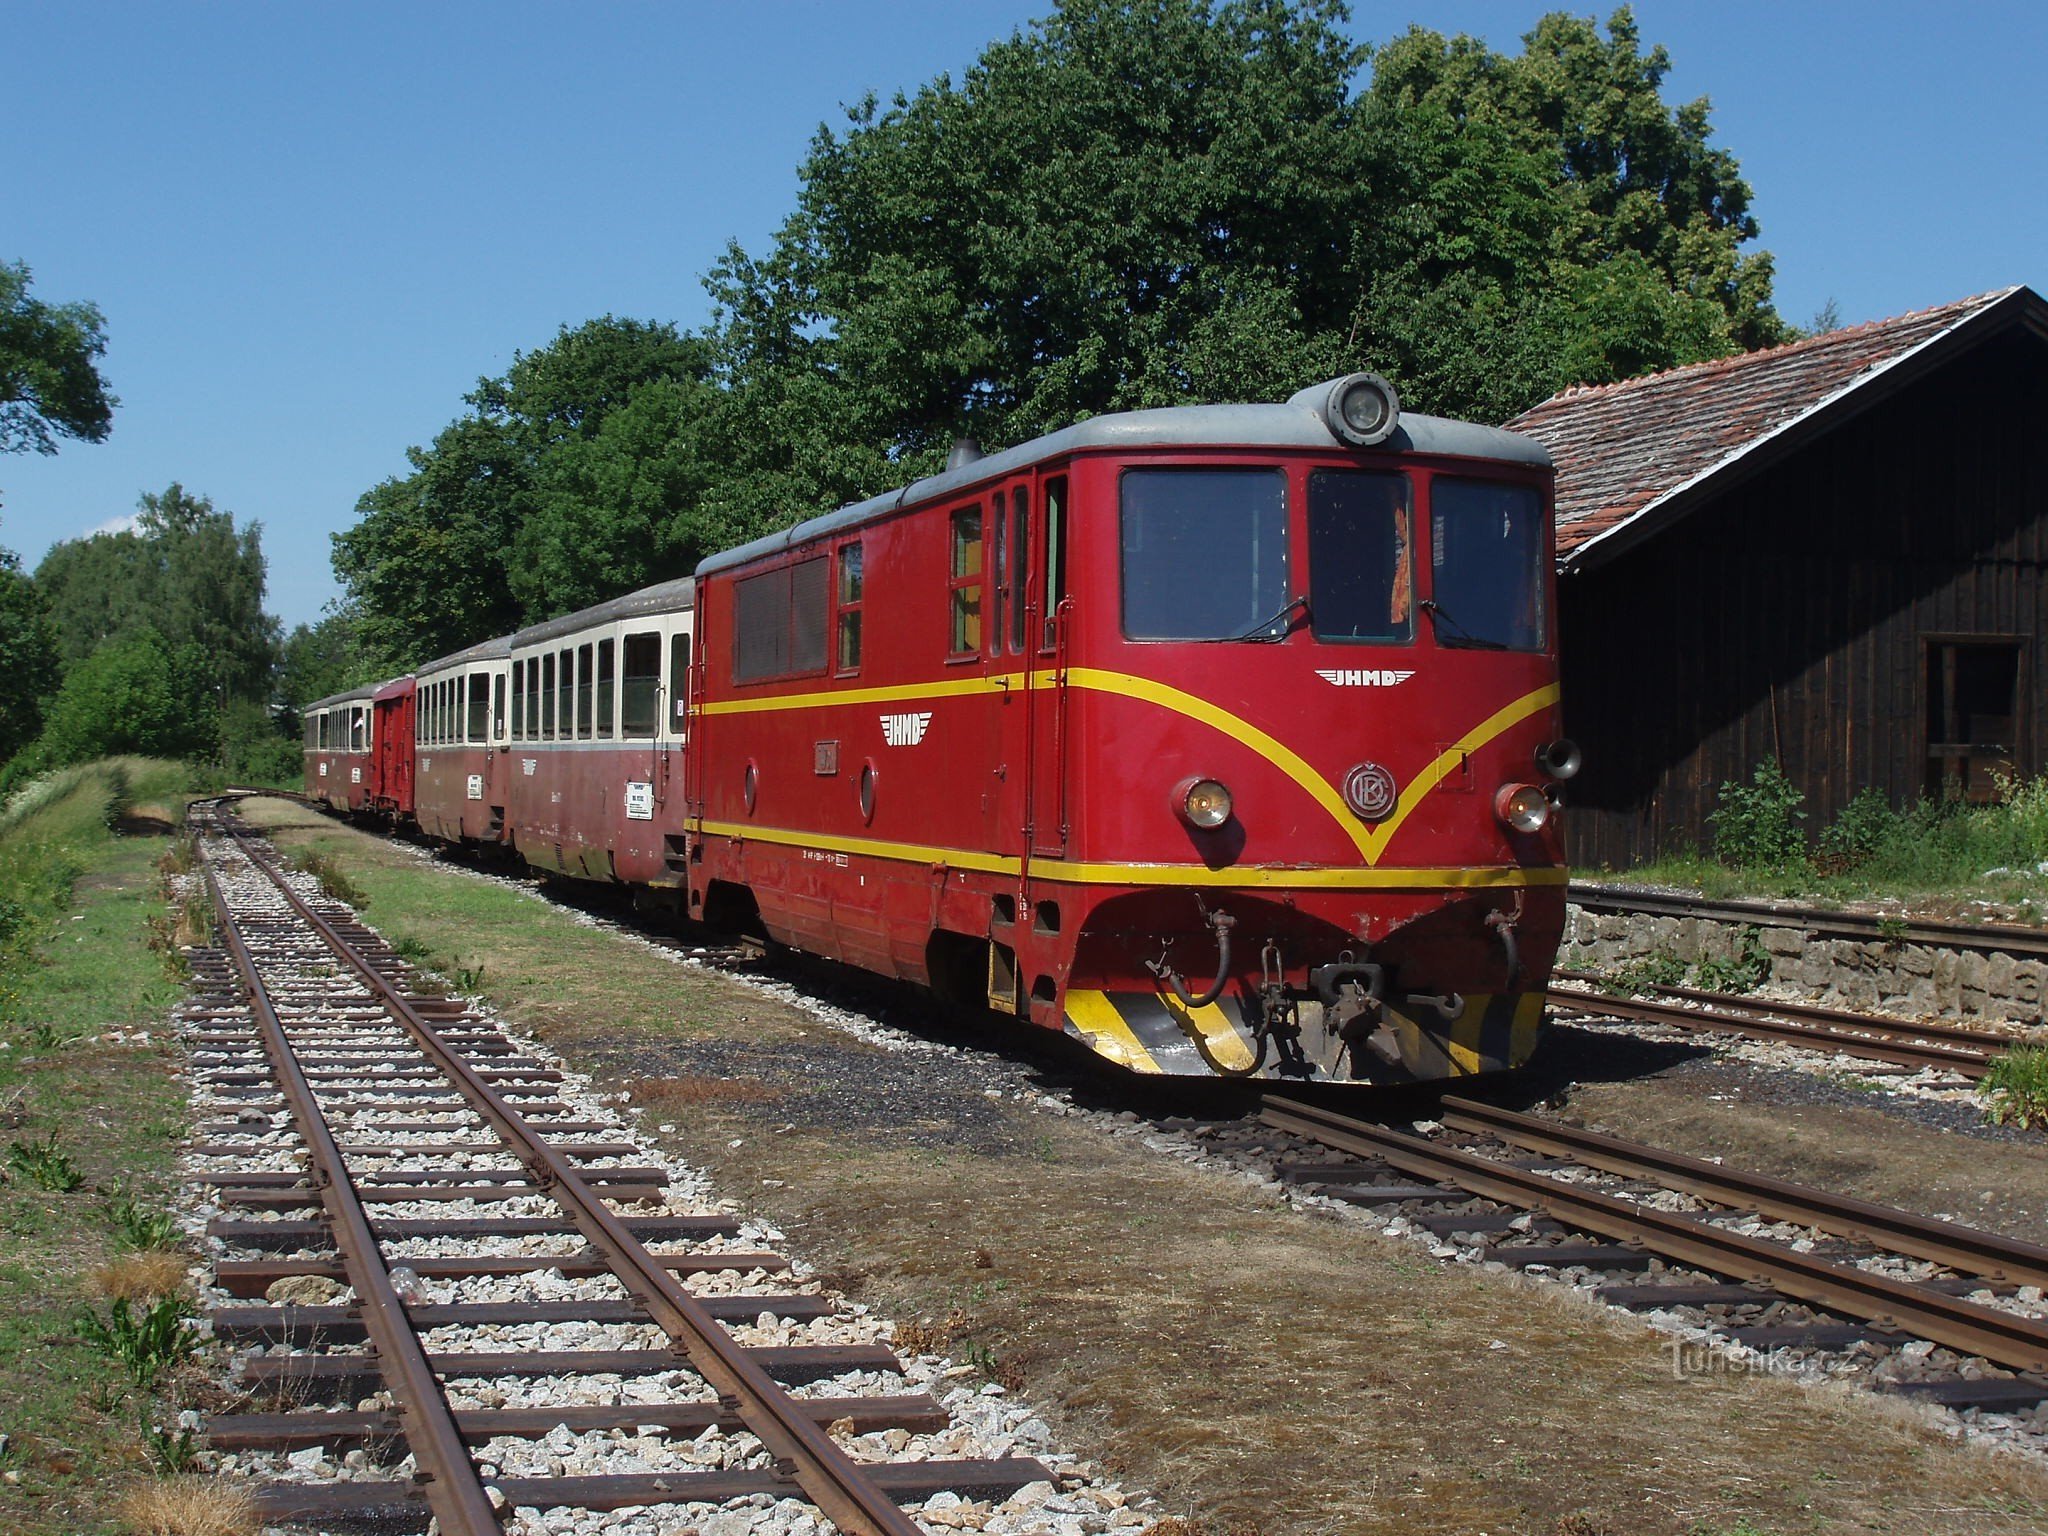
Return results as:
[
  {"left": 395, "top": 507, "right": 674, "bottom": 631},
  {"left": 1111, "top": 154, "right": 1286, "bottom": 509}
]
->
[{"left": 1025, "top": 473, "right": 1069, "bottom": 859}]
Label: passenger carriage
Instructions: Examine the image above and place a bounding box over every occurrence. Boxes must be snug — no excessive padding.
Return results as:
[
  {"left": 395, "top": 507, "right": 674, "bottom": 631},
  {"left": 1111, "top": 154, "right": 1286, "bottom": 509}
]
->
[
  {"left": 301, "top": 683, "right": 382, "bottom": 813},
  {"left": 413, "top": 638, "right": 511, "bottom": 845}
]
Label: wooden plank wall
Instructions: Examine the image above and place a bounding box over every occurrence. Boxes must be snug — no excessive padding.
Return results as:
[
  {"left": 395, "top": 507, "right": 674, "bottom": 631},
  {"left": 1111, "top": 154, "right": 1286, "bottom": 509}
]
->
[{"left": 1558, "top": 328, "right": 2048, "bottom": 871}]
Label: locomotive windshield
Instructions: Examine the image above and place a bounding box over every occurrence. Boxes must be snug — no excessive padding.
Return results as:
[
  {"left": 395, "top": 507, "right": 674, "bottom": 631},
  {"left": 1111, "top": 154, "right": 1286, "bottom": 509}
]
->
[
  {"left": 1307, "top": 470, "right": 1413, "bottom": 644},
  {"left": 1120, "top": 468, "right": 1287, "bottom": 640},
  {"left": 1427, "top": 478, "right": 1546, "bottom": 651}
]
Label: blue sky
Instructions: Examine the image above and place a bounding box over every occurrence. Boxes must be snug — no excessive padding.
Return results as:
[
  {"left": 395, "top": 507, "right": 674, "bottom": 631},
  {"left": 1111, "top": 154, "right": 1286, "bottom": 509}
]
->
[{"left": 5, "top": 1, "right": 2046, "bottom": 631}]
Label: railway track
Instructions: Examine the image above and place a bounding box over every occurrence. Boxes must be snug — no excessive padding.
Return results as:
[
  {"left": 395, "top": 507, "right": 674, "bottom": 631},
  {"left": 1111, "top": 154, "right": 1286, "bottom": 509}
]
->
[
  {"left": 1571, "top": 881, "right": 2048, "bottom": 962},
  {"left": 1253, "top": 1093, "right": 2048, "bottom": 1421},
  {"left": 184, "top": 803, "right": 1054, "bottom": 1533},
  {"left": 1547, "top": 973, "right": 2015, "bottom": 1078}
]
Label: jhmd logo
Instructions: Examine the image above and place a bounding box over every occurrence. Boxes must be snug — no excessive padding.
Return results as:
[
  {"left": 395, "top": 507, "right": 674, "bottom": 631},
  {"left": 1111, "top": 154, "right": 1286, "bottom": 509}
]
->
[
  {"left": 1315, "top": 668, "right": 1416, "bottom": 687},
  {"left": 880, "top": 711, "right": 933, "bottom": 746}
]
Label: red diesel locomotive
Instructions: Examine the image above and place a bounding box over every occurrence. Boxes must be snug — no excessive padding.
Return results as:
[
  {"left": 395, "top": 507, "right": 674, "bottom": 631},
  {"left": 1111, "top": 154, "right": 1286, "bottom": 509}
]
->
[{"left": 306, "top": 373, "right": 1576, "bottom": 1085}]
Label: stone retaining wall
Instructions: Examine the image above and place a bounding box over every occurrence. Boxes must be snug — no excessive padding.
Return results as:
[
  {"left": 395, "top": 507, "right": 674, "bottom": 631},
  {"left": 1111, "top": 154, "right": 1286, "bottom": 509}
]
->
[{"left": 1561, "top": 904, "right": 2048, "bottom": 1023}]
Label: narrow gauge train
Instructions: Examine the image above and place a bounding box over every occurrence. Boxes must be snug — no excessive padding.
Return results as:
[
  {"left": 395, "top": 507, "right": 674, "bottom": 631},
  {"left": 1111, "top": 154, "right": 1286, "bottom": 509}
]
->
[{"left": 303, "top": 373, "right": 1577, "bottom": 1085}]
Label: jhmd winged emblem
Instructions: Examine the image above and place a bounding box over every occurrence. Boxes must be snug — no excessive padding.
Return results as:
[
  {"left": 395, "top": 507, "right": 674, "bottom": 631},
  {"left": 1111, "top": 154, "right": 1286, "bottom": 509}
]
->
[
  {"left": 880, "top": 711, "right": 934, "bottom": 746},
  {"left": 1315, "top": 668, "right": 1416, "bottom": 687}
]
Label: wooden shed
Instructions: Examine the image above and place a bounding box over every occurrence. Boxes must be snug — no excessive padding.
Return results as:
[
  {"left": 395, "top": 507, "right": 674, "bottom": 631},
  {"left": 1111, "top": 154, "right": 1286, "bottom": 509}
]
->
[{"left": 1507, "top": 285, "right": 2048, "bottom": 870}]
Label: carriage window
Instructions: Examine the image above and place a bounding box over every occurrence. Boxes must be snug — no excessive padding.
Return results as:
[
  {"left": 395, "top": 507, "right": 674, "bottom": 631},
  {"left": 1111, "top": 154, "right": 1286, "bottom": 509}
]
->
[
  {"left": 836, "top": 542, "right": 863, "bottom": 673},
  {"left": 670, "top": 631, "right": 691, "bottom": 733},
  {"left": 734, "top": 559, "right": 827, "bottom": 681},
  {"left": 1010, "top": 487, "right": 1029, "bottom": 654},
  {"left": 541, "top": 654, "right": 556, "bottom": 739},
  {"left": 351, "top": 706, "right": 367, "bottom": 753},
  {"left": 493, "top": 673, "right": 507, "bottom": 741},
  {"left": 467, "top": 670, "right": 491, "bottom": 742},
  {"left": 576, "top": 645, "right": 594, "bottom": 738},
  {"left": 557, "top": 648, "right": 575, "bottom": 740},
  {"left": 1308, "top": 471, "right": 1413, "bottom": 644},
  {"left": 990, "top": 503, "right": 1007, "bottom": 658},
  {"left": 950, "top": 506, "right": 982, "bottom": 655},
  {"left": 317, "top": 712, "right": 329, "bottom": 750},
  {"left": 621, "top": 632, "right": 661, "bottom": 736},
  {"left": 1042, "top": 476, "right": 1067, "bottom": 651},
  {"left": 1121, "top": 468, "right": 1287, "bottom": 640},
  {"left": 511, "top": 662, "right": 525, "bottom": 739},
  {"left": 595, "top": 640, "right": 615, "bottom": 739},
  {"left": 1428, "top": 478, "right": 1545, "bottom": 652}
]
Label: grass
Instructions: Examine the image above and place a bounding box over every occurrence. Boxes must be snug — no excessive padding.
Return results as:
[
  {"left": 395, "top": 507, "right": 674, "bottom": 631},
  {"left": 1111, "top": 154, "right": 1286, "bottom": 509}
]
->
[
  {"left": 1981, "top": 1044, "right": 2048, "bottom": 1130},
  {"left": 0, "top": 758, "right": 204, "bottom": 1536},
  {"left": 1603, "top": 765, "right": 2048, "bottom": 914}
]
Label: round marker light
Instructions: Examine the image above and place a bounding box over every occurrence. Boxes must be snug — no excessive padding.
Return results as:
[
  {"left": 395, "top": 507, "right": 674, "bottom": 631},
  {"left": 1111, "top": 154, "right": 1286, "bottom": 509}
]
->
[
  {"left": 1323, "top": 371, "right": 1401, "bottom": 447},
  {"left": 1175, "top": 777, "right": 1234, "bottom": 830},
  {"left": 1495, "top": 783, "right": 1551, "bottom": 834}
]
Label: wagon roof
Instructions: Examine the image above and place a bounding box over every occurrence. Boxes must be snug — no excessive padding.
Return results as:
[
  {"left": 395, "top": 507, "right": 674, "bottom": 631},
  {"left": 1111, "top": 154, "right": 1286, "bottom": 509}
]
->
[
  {"left": 1508, "top": 285, "right": 2047, "bottom": 574},
  {"left": 304, "top": 681, "right": 383, "bottom": 710},
  {"left": 697, "top": 384, "right": 1550, "bottom": 577},
  {"left": 418, "top": 634, "right": 512, "bottom": 675},
  {"left": 510, "top": 576, "right": 696, "bottom": 650}
]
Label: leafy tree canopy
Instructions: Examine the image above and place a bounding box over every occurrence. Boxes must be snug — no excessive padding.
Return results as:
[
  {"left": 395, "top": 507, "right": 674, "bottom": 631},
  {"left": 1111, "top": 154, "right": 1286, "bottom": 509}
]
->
[
  {"left": 333, "top": 2, "right": 1788, "bottom": 667},
  {"left": 36, "top": 483, "right": 278, "bottom": 700},
  {"left": 0, "top": 260, "right": 116, "bottom": 460},
  {"left": 278, "top": 605, "right": 380, "bottom": 722},
  {"left": 0, "top": 531, "right": 61, "bottom": 763},
  {"left": 27, "top": 627, "right": 217, "bottom": 771}
]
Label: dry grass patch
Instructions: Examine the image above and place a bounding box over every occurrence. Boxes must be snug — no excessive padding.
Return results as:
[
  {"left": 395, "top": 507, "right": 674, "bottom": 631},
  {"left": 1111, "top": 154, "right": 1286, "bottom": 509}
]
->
[
  {"left": 119, "top": 1477, "right": 257, "bottom": 1536},
  {"left": 627, "top": 1074, "right": 786, "bottom": 1108},
  {"left": 89, "top": 1252, "right": 188, "bottom": 1304}
]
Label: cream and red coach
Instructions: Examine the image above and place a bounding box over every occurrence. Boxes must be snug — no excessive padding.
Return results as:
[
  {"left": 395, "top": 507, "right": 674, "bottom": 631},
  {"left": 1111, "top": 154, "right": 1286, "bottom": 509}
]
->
[
  {"left": 499, "top": 579, "right": 695, "bottom": 883},
  {"left": 685, "top": 375, "right": 1578, "bottom": 1084},
  {"left": 413, "top": 637, "right": 511, "bottom": 845},
  {"left": 301, "top": 683, "right": 382, "bottom": 813}
]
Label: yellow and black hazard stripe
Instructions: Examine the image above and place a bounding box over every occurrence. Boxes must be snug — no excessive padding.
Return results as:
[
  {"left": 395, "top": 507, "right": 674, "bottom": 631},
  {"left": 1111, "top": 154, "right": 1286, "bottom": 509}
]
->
[{"left": 1061, "top": 987, "right": 1547, "bottom": 1081}]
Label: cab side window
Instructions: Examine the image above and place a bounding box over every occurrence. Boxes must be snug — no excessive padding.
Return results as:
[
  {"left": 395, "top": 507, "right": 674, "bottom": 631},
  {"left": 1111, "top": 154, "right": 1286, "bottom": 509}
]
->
[{"left": 949, "top": 506, "right": 982, "bottom": 657}]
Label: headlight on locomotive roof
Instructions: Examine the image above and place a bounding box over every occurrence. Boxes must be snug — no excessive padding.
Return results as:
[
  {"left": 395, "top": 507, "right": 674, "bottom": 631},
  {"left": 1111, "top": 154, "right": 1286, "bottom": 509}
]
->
[
  {"left": 1175, "top": 777, "right": 1234, "bottom": 830},
  {"left": 1495, "top": 782, "right": 1551, "bottom": 834},
  {"left": 1323, "top": 371, "right": 1401, "bottom": 448}
]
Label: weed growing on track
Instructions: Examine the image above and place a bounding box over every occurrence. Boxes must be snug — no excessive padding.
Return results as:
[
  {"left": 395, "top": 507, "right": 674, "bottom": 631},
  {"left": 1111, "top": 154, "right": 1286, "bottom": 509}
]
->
[
  {"left": 76, "top": 1294, "right": 198, "bottom": 1390},
  {"left": 291, "top": 847, "right": 367, "bottom": 907},
  {"left": 7, "top": 1129, "right": 85, "bottom": 1191},
  {"left": 1981, "top": 1044, "right": 2048, "bottom": 1130}
]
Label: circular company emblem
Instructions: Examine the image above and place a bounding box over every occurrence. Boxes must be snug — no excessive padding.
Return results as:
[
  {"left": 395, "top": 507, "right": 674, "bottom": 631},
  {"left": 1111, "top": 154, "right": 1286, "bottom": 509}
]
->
[{"left": 1343, "top": 761, "right": 1398, "bottom": 821}]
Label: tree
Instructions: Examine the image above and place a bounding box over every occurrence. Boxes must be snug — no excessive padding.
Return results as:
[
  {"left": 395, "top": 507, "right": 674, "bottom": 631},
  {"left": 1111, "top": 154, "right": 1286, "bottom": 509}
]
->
[
  {"left": 0, "top": 535, "right": 61, "bottom": 764},
  {"left": 1, "top": 260, "right": 115, "bottom": 459},
  {"left": 333, "top": 317, "right": 720, "bottom": 652},
  {"left": 278, "top": 605, "right": 378, "bottom": 719},
  {"left": 28, "top": 629, "right": 216, "bottom": 769},
  {"left": 36, "top": 483, "right": 278, "bottom": 699}
]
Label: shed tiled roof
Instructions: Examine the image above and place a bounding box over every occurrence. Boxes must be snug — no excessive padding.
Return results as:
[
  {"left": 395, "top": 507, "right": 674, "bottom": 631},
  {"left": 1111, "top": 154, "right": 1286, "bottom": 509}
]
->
[{"left": 1507, "top": 286, "right": 2036, "bottom": 570}]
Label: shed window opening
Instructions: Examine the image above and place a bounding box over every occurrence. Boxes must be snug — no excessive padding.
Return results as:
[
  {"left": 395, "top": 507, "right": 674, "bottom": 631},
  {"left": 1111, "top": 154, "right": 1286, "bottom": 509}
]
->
[
  {"left": 576, "top": 644, "right": 594, "bottom": 739},
  {"left": 670, "top": 631, "right": 691, "bottom": 733},
  {"left": 1308, "top": 470, "right": 1413, "bottom": 645},
  {"left": 621, "top": 633, "right": 661, "bottom": 736},
  {"left": 836, "top": 542, "right": 864, "bottom": 673},
  {"left": 1926, "top": 640, "right": 2022, "bottom": 802},
  {"left": 467, "top": 671, "right": 491, "bottom": 743},
  {"left": 734, "top": 558, "right": 827, "bottom": 683},
  {"left": 1120, "top": 468, "right": 1288, "bottom": 641},
  {"left": 541, "top": 654, "right": 557, "bottom": 739},
  {"left": 1426, "top": 478, "right": 1545, "bottom": 652},
  {"left": 1041, "top": 476, "right": 1067, "bottom": 652},
  {"left": 950, "top": 506, "right": 983, "bottom": 655},
  {"left": 595, "top": 639, "right": 615, "bottom": 738}
]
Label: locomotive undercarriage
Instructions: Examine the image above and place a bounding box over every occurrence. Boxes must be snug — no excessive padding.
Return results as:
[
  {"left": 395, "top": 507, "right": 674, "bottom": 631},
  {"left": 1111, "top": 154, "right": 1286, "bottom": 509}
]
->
[{"left": 1059, "top": 883, "right": 1563, "bottom": 1082}]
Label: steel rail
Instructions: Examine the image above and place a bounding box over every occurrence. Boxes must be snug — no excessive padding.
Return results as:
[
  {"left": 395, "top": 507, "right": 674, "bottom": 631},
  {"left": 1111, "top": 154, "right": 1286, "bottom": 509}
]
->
[
  {"left": 1260, "top": 1094, "right": 2048, "bottom": 1373},
  {"left": 218, "top": 818, "right": 926, "bottom": 1536},
  {"left": 1434, "top": 1096, "right": 2048, "bottom": 1287},
  {"left": 1570, "top": 882, "right": 2048, "bottom": 961},
  {"left": 200, "top": 854, "right": 505, "bottom": 1536},
  {"left": 1547, "top": 982, "right": 2000, "bottom": 1078}
]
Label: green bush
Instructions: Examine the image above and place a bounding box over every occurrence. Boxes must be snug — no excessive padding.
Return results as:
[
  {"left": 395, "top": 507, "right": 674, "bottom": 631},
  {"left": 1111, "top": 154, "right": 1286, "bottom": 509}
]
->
[
  {"left": 1981, "top": 1045, "right": 2048, "bottom": 1131},
  {"left": 1816, "top": 787, "right": 1900, "bottom": 871},
  {"left": 1709, "top": 758, "right": 1807, "bottom": 870}
]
